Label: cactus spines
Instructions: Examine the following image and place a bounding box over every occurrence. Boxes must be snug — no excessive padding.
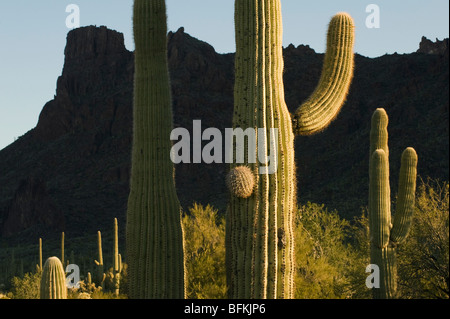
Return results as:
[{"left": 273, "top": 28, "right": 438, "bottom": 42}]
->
[
  {"left": 369, "top": 108, "right": 418, "bottom": 299},
  {"left": 292, "top": 12, "right": 355, "bottom": 136},
  {"left": 227, "top": 0, "right": 354, "bottom": 299},
  {"left": 369, "top": 149, "right": 391, "bottom": 249},
  {"left": 40, "top": 257, "right": 67, "bottom": 299},
  {"left": 126, "top": 0, "right": 185, "bottom": 299},
  {"left": 390, "top": 147, "right": 418, "bottom": 243},
  {"left": 226, "top": 166, "right": 255, "bottom": 198}
]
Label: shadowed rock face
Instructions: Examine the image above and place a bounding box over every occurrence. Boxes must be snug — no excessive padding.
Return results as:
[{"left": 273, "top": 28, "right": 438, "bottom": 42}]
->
[
  {"left": 2, "top": 177, "right": 64, "bottom": 238},
  {"left": 0, "top": 25, "right": 448, "bottom": 242},
  {"left": 34, "top": 26, "right": 134, "bottom": 143}
]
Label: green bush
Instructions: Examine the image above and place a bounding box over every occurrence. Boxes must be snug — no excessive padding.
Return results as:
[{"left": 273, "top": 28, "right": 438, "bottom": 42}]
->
[
  {"left": 182, "top": 203, "right": 227, "bottom": 299},
  {"left": 294, "top": 202, "right": 362, "bottom": 299},
  {"left": 397, "top": 178, "right": 449, "bottom": 299},
  {"left": 9, "top": 272, "right": 40, "bottom": 299}
]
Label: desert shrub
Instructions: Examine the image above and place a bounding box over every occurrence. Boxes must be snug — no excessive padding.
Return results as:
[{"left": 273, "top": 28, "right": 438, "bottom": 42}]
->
[
  {"left": 183, "top": 203, "right": 227, "bottom": 299},
  {"left": 294, "top": 202, "right": 368, "bottom": 299},
  {"left": 397, "top": 178, "right": 449, "bottom": 299},
  {"left": 9, "top": 272, "right": 40, "bottom": 299}
]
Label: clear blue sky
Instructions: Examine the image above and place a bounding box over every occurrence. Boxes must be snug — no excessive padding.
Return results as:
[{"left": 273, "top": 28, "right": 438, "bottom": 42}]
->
[{"left": 0, "top": 1, "right": 448, "bottom": 151}]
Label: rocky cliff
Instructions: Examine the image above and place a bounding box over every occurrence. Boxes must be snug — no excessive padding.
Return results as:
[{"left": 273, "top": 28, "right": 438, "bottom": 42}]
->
[{"left": 0, "top": 26, "right": 448, "bottom": 244}]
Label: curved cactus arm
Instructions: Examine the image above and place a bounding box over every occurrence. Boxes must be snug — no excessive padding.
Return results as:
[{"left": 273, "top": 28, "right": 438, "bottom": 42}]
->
[
  {"left": 369, "top": 149, "right": 391, "bottom": 249},
  {"left": 390, "top": 147, "right": 418, "bottom": 244},
  {"left": 292, "top": 12, "right": 355, "bottom": 136}
]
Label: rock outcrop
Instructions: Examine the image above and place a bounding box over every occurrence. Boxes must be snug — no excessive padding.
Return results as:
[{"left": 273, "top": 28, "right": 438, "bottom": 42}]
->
[
  {"left": 1, "top": 177, "right": 64, "bottom": 238},
  {"left": 0, "top": 26, "right": 448, "bottom": 243},
  {"left": 417, "top": 36, "right": 449, "bottom": 55}
]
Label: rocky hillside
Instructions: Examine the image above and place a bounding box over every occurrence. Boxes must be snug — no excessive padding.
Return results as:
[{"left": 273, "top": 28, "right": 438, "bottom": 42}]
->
[{"left": 0, "top": 26, "right": 448, "bottom": 245}]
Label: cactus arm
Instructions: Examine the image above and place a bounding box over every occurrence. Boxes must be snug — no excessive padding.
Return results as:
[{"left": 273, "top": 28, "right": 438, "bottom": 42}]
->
[
  {"left": 390, "top": 147, "right": 418, "bottom": 244},
  {"left": 369, "top": 149, "right": 391, "bottom": 249},
  {"left": 292, "top": 13, "right": 355, "bottom": 136}
]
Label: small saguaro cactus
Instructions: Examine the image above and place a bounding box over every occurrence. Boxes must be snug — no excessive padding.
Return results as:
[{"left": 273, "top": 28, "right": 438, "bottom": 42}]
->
[
  {"left": 369, "top": 108, "right": 418, "bottom": 299},
  {"left": 126, "top": 0, "right": 185, "bottom": 299},
  {"left": 61, "top": 232, "right": 65, "bottom": 266},
  {"left": 37, "top": 237, "right": 43, "bottom": 272},
  {"left": 113, "top": 218, "right": 121, "bottom": 296},
  {"left": 40, "top": 257, "right": 67, "bottom": 299},
  {"left": 94, "top": 230, "right": 105, "bottom": 289},
  {"left": 226, "top": 0, "right": 355, "bottom": 299}
]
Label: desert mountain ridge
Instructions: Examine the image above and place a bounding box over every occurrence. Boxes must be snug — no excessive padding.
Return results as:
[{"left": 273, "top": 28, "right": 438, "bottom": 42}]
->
[{"left": 0, "top": 25, "right": 448, "bottom": 245}]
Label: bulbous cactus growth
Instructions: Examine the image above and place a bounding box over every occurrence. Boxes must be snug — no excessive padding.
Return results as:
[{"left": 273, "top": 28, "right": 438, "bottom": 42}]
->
[
  {"left": 126, "top": 0, "right": 185, "bottom": 299},
  {"left": 369, "top": 108, "right": 418, "bottom": 299},
  {"left": 226, "top": 166, "right": 255, "bottom": 199},
  {"left": 40, "top": 257, "right": 67, "bottom": 299},
  {"left": 226, "top": 0, "right": 355, "bottom": 299}
]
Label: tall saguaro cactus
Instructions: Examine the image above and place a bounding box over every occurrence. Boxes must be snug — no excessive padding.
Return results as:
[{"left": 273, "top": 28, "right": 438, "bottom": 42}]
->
[
  {"left": 40, "top": 257, "right": 67, "bottom": 299},
  {"left": 226, "top": 0, "right": 355, "bottom": 299},
  {"left": 126, "top": 0, "right": 185, "bottom": 299},
  {"left": 369, "top": 108, "right": 418, "bottom": 299}
]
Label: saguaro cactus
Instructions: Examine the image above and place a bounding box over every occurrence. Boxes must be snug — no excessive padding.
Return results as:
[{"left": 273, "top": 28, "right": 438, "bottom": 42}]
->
[
  {"left": 369, "top": 108, "right": 418, "bottom": 299},
  {"left": 126, "top": 0, "right": 185, "bottom": 299},
  {"left": 226, "top": 0, "right": 355, "bottom": 299},
  {"left": 61, "top": 232, "right": 65, "bottom": 266},
  {"left": 40, "top": 257, "right": 67, "bottom": 299},
  {"left": 113, "top": 218, "right": 121, "bottom": 296},
  {"left": 37, "top": 237, "right": 43, "bottom": 272},
  {"left": 94, "top": 230, "right": 105, "bottom": 288}
]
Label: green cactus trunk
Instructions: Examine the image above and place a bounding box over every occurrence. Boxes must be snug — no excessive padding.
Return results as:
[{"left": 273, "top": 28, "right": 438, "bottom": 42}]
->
[
  {"left": 38, "top": 237, "right": 43, "bottom": 272},
  {"left": 369, "top": 108, "right": 418, "bottom": 299},
  {"left": 61, "top": 232, "right": 65, "bottom": 266},
  {"left": 40, "top": 257, "right": 67, "bottom": 299},
  {"left": 94, "top": 230, "right": 105, "bottom": 288},
  {"left": 226, "top": 0, "right": 354, "bottom": 299},
  {"left": 113, "top": 218, "right": 120, "bottom": 296},
  {"left": 126, "top": 0, "right": 185, "bottom": 299}
]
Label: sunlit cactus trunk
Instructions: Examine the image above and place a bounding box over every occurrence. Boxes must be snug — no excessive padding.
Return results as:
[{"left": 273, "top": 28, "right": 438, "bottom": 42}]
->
[
  {"left": 226, "top": 0, "right": 354, "bottom": 299},
  {"left": 369, "top": 108, "right": 418, "bottom": 299},
  {"left": 126, "top": 0, "right": 185, "bottom": 299}
]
